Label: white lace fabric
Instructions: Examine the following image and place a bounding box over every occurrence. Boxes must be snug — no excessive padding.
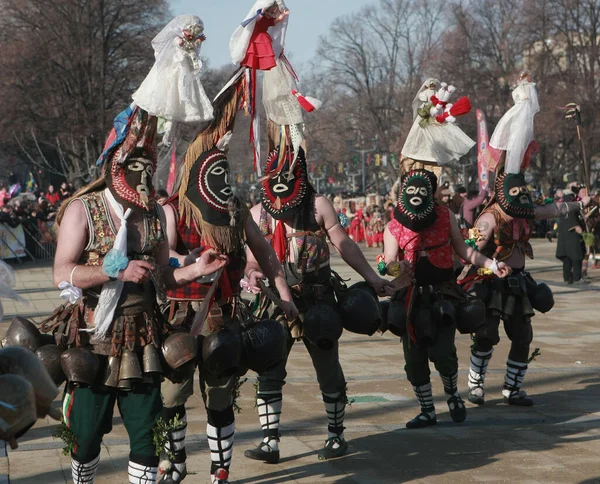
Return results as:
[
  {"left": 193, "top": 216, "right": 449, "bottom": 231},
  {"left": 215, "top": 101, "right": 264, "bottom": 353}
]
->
[
  {"left": 489, "top": 80, "right": 539, "bottom": 174},
  {"left": 133, "top": 15, "right": 214, "bottom": 124}
]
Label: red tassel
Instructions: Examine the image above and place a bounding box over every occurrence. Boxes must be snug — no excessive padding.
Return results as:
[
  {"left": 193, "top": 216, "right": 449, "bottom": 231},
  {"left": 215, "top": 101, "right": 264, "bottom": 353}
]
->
[
  {"left": 291, "top": 90, "right": 322, "bottom": 112},
  {"left": 448, "top": 96, "right": 472, "bottom": 117},
  {"left": 521, "top": 140, "right": 539, "bottom": 171},
  {"left": 273, "top": 220, "right": 287, "bottom": 263}
]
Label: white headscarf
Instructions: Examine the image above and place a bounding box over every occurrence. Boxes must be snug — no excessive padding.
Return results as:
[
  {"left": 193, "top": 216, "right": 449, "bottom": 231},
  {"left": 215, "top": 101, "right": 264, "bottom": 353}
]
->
[{"left": 230, "top": 0, "right": 289, "bottom": 65}]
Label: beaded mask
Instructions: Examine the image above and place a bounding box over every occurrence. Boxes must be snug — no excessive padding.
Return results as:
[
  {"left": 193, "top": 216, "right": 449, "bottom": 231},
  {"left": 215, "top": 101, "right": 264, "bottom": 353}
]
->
[
  {"left": 104, "top": 109, "right": 157, "bottom": 211},
  {"left": 394, "top": 169, "right": 438, "bottom": 231},
  {"left": 495, "top": 172, "right": 535, "bottom": 219},
  {"left": 261, "top": 146, "right": 312, "bottom": 220}
]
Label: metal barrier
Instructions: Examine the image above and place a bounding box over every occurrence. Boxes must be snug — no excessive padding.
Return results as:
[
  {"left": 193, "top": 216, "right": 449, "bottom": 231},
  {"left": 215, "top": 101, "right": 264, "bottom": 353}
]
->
[{"left": 0, "top": 221, "right": 56, "bottom": 263}]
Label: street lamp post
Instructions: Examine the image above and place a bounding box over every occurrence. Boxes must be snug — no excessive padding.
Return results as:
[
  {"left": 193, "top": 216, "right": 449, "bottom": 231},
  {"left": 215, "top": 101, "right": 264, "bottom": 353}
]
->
[
  {"left": 347, "top": 136, "right": 378, "bottom": 194},
  {"left": 348, "top": 172, "right": 361, "bottom": 193}
]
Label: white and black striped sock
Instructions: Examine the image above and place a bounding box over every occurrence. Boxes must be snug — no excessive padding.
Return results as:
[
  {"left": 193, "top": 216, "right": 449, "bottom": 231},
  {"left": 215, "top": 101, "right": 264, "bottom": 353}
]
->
[
  {"left": 502, "top": 359, "right": 528, "bottom": 398},
  {"left": 440, "top": 371, "right": 459, "bottom": 397},
  {"left": 165, "top": 413, "right": 187, "bottom": 480},
  {"left": 71, "top": 455, "right": 99, "bottom": 484},
  {"left": 413, "top": 382, "right": 435, "bottom": 416},
  {"left": 127, "top": 460, "right": 157, "bottom": 484},
  {"left": 323, "top": 392, "right": 346, "bottom": 440},
  {"left": 468, "top": 348, "right": 494, "bottom": 393},
  {"left": 257, "top": 392, "right": 282, "bottom": 452},
  {"left": 207, "top": 421, "right": 234, "bottom": 473}
]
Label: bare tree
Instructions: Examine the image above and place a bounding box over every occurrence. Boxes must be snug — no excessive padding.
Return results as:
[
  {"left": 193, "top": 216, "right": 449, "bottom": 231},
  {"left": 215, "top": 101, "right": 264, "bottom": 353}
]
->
[
  {"left": 307, "top": 0, "right": 445, "bottom": 188},
  {"left": 0, "top": 0, "right": 170, "bottom": 182}
]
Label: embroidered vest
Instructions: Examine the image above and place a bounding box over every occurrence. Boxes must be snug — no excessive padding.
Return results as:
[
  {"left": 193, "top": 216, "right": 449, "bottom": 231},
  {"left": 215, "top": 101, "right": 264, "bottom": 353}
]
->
[
  {"left": 481, "top": 204, "right": 534, "bottom": 261},
  {"left": 74, "top": 190, "right": 166, "bottom": 307},
  {"left": 388, "top": 204, "right": 453, "bottom": 269},
  {"left": 258, "top": 204, "right": 330, "bottom": 273}
]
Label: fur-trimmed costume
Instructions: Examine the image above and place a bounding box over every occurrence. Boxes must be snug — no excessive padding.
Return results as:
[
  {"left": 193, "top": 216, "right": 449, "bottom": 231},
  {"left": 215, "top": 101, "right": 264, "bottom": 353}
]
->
[{"left": 159, "top": 70, "right": 250, "bottom": 484}]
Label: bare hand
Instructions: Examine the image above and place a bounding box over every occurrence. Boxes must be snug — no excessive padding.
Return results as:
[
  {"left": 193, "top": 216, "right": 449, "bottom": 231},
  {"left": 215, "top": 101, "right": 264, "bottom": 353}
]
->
[
  {"left": 118, "top": 260, "right": 153, "bottom": 284},
  {"left": 198, "top": 34, "right": 206, "bottom": 42},
  {"left": 280, "top": 299, "right": 299, "bottom": 321},
  {"left": 195, "top": 249, "right": 228, "bottom": 277},
  {"left": 575, "top": 226, "right": 583, "bottom": 235},
  {"left": 367, "top": 276, "right": 397, "bottom": 297},
  {"left": 494, "top": 261, "right": 512, "bottom": 278},
  {"left": 581, "top": 196, "right": 591, "bottom": 208},
  {"left": 183, "top": 248, "right": 203, "bottom": 266},
  {"left": 245, "top": 269, "right": 265, "bottom": 293}
]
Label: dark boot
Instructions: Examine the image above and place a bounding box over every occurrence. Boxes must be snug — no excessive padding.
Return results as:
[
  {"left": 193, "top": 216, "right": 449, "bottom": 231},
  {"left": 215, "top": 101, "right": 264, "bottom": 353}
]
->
[
  {"left": 318, "top": 392, "right": 348, "bottom": 460},
  {"left": 406, "top": 382, "right": 437, "bottom": 429},
  {"left": 244, "top": 393, "right": 282, "bottom": 464}
]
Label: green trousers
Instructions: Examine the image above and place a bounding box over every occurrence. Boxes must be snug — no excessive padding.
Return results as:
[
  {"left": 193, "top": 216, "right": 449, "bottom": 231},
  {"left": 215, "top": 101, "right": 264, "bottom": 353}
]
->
[{"left": 63, "top": 376, "right": 162, "bottom": 465}]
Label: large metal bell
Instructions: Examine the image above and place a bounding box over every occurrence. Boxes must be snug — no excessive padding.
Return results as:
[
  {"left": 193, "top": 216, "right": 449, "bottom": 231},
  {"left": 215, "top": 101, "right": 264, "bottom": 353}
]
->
[
  {"left": 3, "top": 317, "right": 43, "bottom": 352},
  {"left": 60, "top": 347, "right": 100, "bottom": 387},
  {"left": 119, "top": 349, "right": 142, "bottom": 381},
  {"left": 0, "top": 374, "right": 37, "bottom": 444},
  {"left": 35, "top": 345, "right": 66, "bottom": 386},
  {"left": 118, "top": 379, "right": 134, "bottom": 391},
  {"left": 162, "top": 333, "right": 197, "bottom": 370},
  {"left": 143, "top": 344, "right": 162, "bottom": 374},
  {"left": 0, "top": 346, "right": 60, "bottom": 419},
  {"left": 103, "top": 356, "right": 121, "bottom": 388}
]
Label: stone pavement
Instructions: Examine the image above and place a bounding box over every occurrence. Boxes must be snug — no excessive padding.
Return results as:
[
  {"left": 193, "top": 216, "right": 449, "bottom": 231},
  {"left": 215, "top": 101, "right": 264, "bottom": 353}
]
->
[{"left": 2, "top": 240, "right": 600, "bottom": 483}]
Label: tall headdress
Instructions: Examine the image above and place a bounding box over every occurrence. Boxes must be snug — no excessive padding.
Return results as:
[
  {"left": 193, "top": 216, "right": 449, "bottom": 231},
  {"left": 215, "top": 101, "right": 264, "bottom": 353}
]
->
[
  {"left": 97, "top": 106, "right": 158, "bottom": 212},
  {"left": 178, "top": 71, "right": 248, "bottom": 254},
  {"left": 132, "top": 14, "right": 214, "bottom": 144}
]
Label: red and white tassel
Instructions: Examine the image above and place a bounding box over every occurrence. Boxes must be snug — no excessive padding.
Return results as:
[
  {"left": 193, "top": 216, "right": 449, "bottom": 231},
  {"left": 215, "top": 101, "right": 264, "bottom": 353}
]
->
[
  {"left": 435, "top": 96, "right": 472, "bottom": 124},
  {"left": 291, "top": 90, "right": 322, "bottom": 113}
]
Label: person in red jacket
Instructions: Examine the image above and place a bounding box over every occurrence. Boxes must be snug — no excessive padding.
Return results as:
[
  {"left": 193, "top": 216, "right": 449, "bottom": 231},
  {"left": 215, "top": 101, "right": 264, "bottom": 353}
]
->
[{"left": 45, "top": 184, "right": 61, "bottom": 206}]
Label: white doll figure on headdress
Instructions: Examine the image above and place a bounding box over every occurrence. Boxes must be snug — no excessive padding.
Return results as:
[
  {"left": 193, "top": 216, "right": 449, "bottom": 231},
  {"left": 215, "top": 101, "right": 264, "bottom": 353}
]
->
[
  {"left": 230, "top": 0, "right": 289, "bottom": 70},
  {"left": 402, "top": 78, "right": 475, "bottom": 166},
  {"left": 132, "top": 14, "right": 214, "bottom": 142},
  {"left": 489, "top": 71, "right": 539, "bottom": 174},
  {"left": 230, "top": 1, "right": 321, "bottom": 173}
]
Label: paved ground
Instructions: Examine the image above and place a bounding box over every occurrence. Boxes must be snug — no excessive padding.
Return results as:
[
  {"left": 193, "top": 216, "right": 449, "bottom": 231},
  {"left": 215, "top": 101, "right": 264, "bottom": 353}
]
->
[{"left": 2, "top": 240, "right": 600, "bottom": 483}]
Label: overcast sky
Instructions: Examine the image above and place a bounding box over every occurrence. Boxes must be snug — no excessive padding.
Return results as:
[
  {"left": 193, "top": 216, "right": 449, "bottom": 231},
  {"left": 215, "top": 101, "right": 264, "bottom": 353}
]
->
[{"left": 169, "top": 0, "right": 371, "bottom": 69}]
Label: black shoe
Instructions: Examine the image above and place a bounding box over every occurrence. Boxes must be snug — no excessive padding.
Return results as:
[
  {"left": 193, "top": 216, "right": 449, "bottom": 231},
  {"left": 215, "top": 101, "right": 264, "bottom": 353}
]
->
[
  {"left": 504, "top": 391, "right": 534, "bottom": 406},
  {"left": 468, "top": 387, "right": 485, "bottom": 405},
  {"left": 244, "top": 442, "right": 280, "bottom": 464},
  {"left": 318, "top": 436, "right": 348, "bottom": 460},
  {"left": 447, "top": 395, "right": 467, "bottom": 423},
  {"left": 406, "top": 412, "right": 437, "bottom": 429},
  {"left": 546, "top": 232, "right": 552, "bottom": 242}
]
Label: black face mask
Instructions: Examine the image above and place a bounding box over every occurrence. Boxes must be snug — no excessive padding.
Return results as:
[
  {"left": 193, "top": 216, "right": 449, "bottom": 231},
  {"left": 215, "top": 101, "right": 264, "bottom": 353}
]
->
[
  {"left": 394, "top": 169, "right": 437, "bottom": 231},
  {"left": 186, "top": 147, "right": 238, "bottom": 226},
  {"left": 496, "top": 172, "right": 535, "bottom": 219},
  {"left": 261, "top": 147, "right": 312, "bottom": 220},
  {"left": 107, "top": 148, "right": 156, "bottom": 211}
]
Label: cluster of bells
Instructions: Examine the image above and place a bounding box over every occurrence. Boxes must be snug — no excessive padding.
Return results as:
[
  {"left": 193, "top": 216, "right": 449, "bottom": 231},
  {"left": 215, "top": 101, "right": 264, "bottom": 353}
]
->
[{"left": 0, "top": 281, "right": 496, "bottom": 446}]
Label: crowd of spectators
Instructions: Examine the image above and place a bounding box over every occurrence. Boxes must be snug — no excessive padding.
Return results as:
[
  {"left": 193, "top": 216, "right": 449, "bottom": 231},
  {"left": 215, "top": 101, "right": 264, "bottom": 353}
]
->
[{"left": 0, "top": 177, "right": 74, "bottom": 229}]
